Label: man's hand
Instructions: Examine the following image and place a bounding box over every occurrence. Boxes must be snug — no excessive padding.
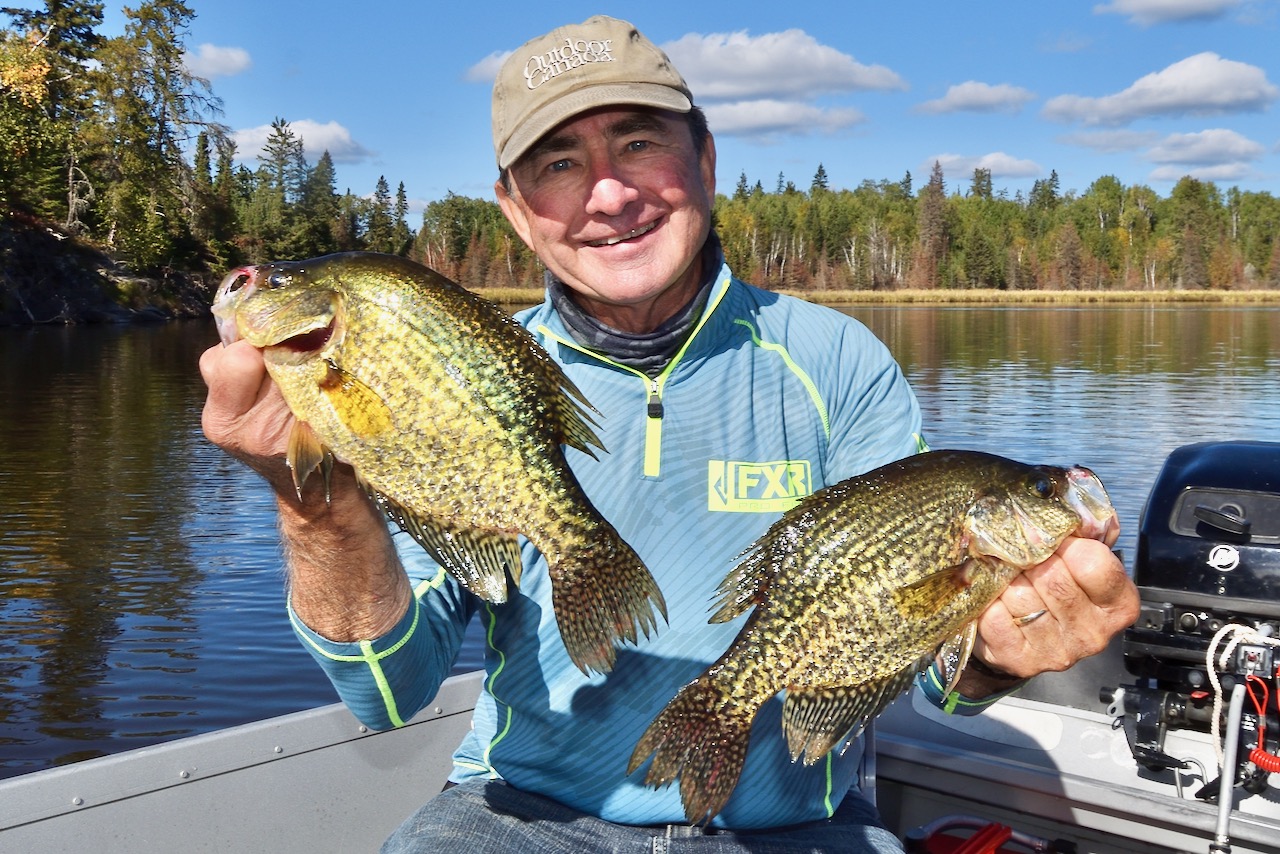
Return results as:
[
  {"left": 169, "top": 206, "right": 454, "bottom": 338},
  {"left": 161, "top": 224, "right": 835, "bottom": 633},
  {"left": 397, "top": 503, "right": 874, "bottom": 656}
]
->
[
  {"left": 200, "top": 339, "right": 296, "bottom": 489},
  {"left": 959, "top": 522, "right": 1139, "bottom": 695},
  {"left": 198, "top": 339, "right": 412, "bottom": 641}
]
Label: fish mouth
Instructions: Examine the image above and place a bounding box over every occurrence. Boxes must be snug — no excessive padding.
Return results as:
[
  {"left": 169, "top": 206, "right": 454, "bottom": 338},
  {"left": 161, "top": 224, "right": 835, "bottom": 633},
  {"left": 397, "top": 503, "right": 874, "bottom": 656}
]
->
[
  {"left": 272, "top": 318, "right": 335, "bottom": 354},
  {"left": 584, "top": 220, "right": 658, "bottom": 247},
  {"left": 213, "top": 266, "right": 256, "bottom": 345},
  {"left": 212, "top": 263, "right": 338, "bottom": 356},
  {"left": 1064, "top": 466, "right": 1116, "bottom": 541}
]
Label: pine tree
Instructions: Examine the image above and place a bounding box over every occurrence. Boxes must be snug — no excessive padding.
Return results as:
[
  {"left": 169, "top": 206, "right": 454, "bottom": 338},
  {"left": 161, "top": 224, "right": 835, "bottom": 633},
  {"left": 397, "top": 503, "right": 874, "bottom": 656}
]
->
[
  {"left": 810, "top": 163, "right": 829, "bottom": 194},
  {"left": 392, "top": 181, "right": 412, "bottom": 255},
  {"left": 909, "top": 161, "right": 948, "bottom": 288},
  {"left": 365, "top": 175, "right": 393, "bottom": 253}
]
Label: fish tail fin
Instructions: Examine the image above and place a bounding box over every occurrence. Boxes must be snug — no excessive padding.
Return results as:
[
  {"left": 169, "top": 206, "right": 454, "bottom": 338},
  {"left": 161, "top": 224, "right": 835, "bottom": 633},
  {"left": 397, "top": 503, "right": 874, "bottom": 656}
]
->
[
  {"left": 628, "top": 678, "right": 755, "bottom": 825},
  {"left": 551, "top": 525, "right": 667, "bottom": 675}
]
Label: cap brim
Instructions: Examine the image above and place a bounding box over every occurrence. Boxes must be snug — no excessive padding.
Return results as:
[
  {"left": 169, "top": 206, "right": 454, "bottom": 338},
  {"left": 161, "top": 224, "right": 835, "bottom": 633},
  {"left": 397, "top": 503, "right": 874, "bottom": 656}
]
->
[{"left": 498, "top": 83, "right": 692, "bottom": 170}]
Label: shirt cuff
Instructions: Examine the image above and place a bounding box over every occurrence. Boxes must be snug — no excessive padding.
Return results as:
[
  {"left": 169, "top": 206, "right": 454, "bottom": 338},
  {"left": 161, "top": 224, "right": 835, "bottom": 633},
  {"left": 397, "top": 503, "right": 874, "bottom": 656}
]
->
[{"left": 915, "top": 660, "right": 1025, "bottom": 716}]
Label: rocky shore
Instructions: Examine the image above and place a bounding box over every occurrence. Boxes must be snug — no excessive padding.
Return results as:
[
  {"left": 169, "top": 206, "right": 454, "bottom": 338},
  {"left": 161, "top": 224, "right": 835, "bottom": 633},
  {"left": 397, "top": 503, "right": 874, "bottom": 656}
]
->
[{"left": 0, "top": 214, "right": 212, "bottom": 326}]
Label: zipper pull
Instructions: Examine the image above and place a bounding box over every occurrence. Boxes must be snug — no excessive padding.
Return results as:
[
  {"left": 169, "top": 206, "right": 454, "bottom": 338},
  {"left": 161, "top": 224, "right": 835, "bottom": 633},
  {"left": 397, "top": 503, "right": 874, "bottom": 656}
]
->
[{"left": 647, "top": 379, "right": 663, "bottom": 419}]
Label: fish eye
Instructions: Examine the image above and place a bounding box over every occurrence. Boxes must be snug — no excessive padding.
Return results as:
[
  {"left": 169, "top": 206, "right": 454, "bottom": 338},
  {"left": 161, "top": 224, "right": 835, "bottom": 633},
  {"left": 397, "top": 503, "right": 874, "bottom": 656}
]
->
[
  {"left": 266, "top": 271, "right": 292, "bottom": 289},
  {"left": 1032, "top": 477, "right": 1055, "bottom": 499}
]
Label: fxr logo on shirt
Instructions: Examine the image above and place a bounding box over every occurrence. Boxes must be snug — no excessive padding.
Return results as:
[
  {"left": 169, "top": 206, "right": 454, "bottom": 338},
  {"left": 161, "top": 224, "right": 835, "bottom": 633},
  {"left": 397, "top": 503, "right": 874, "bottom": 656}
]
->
[{"left": 707, "top": 460, "right": 812, "bottom": 513}]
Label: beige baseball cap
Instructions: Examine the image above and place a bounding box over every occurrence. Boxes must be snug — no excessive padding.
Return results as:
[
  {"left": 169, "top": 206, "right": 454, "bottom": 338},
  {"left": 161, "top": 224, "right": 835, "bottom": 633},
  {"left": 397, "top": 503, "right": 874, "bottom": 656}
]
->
[{"left": 492, "top": 16, "right": 693, "bottom": 170}]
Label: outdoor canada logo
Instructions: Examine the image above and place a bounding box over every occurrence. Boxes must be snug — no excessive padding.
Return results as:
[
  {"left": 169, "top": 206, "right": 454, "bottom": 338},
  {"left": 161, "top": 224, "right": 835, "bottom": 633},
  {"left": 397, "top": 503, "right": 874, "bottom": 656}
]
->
[
  {"left": 524, "top": 38, "right": 615, "bottom": 90},
  {"left": 708, "top": 460, "right": 812, "bottom": 513}
]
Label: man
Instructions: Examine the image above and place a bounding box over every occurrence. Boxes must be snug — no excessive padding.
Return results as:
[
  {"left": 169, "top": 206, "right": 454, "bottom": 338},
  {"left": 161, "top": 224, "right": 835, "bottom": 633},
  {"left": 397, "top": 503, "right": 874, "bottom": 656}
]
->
[{"left": 200, "top": 15, "right": 1139, "bottom": 852}]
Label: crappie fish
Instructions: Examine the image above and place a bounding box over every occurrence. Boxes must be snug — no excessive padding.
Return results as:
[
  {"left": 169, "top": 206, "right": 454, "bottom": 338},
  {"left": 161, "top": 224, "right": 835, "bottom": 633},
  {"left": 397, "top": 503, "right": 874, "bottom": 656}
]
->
[
  {"left": 628, "top": 449, "right": 1115, "bottom": 823},
  {"left": 211, "top": 252, "right": 666, "bottom": 674}
]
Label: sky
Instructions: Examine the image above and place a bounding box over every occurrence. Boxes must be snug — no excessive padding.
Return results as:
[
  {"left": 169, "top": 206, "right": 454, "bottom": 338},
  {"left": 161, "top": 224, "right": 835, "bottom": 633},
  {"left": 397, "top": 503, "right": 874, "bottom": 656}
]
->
[{"left": 31, "top": 0, "right": 1280, "bottom": 214}]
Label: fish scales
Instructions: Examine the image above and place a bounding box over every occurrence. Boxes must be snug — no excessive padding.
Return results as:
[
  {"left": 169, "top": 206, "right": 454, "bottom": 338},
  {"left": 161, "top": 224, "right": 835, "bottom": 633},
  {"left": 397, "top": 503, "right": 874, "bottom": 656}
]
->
[
  {"left": 629, "top": 450, "right": 1115, "bottom": 824},
  {"left": 213, "top": 252, "right": 666, "bottom": 674}
]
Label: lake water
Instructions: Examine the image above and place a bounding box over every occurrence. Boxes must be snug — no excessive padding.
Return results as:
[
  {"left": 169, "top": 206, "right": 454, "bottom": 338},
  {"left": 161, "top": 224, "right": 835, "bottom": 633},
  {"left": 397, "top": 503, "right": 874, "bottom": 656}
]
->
[{"left": 0, "top": 304, "right": 1277, "bottom": 779}]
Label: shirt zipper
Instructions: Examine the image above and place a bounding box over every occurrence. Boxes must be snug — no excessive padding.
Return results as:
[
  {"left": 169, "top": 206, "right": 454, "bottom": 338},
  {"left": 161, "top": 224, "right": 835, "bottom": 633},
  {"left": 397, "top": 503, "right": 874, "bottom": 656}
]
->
[{"left": 534, "top": 270, "right": 731, "bottom": 479}]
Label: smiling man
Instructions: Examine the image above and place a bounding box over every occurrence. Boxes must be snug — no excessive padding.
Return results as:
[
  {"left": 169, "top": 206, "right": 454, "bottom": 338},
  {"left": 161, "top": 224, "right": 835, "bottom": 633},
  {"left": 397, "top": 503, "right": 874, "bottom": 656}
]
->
[{"left": 199, "top": 15, "right": 1139, "bottom": 853}]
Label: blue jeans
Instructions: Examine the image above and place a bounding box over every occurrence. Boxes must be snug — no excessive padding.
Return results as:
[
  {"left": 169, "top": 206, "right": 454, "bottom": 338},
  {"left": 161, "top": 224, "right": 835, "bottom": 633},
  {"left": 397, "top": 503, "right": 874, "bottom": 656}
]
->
[{"left": 381, "top": 779, "right": 904, "bottom": 853}]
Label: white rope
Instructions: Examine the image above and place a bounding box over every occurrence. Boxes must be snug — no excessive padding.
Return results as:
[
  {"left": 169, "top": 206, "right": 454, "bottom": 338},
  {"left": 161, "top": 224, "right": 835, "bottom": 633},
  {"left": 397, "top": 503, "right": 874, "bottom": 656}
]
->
[{"left": 1206, "top": 623, "right": 1280, "bottom": 768}]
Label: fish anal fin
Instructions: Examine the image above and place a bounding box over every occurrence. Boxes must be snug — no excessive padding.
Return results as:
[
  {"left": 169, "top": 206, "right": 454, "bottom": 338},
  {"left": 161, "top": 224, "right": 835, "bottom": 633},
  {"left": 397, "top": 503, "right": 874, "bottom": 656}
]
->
[
  {"left": 318, "top": 358, "right": 395, "bottom": 439},
  {"left": 367, "top": 488, "right": 519, "bottom": 602},
  {"left": 783, "top": 663, "right": 925, "bottom": 764}
]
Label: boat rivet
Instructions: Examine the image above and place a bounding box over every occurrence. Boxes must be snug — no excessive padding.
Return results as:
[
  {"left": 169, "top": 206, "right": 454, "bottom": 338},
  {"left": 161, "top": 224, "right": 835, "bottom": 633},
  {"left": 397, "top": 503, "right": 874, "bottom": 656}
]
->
[
  {"left": 179, "top": 770, "right": 190, "bottom": 779},
  {"left": 72, "top": 797, "right": 83, "bottom": 806},
  {"left": 274, "top": 746, "right": 283, "bottom": 754},
  {"left": 358, "top": 725, "right": 368, "bottom": 733},
  {"left": 433, "top": 706, "right": 442, "bottom": 715}
]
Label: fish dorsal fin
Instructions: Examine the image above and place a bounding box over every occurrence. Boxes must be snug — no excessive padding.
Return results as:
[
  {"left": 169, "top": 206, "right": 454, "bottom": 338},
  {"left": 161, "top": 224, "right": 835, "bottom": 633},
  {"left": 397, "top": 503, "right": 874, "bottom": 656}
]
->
[
  {"left": 521, "top": 342, "right": 604, "bottom": 459},
  {"left": 708, "top": 542, "right": 778, "bottom": 623},
  {"left": 889, "top": 563, "right": 970, "bottom": 618},
  {"left": 551, "top": 375, "right": 605, "bottom": 459},
  {"left": 782, "top": 659, "right": 927, "bottom": 764},
  {"left": 936, "top": 624, "right": 979, "bottom": 696},
  {"left": 285, "top": 420, "right": 333, "bottom": 499},
  {"left": 365, "top": 485, "right": 520, "bottom": 603},
  {"left": 318, "top": 358, "right": 395, "bottom": 439}
]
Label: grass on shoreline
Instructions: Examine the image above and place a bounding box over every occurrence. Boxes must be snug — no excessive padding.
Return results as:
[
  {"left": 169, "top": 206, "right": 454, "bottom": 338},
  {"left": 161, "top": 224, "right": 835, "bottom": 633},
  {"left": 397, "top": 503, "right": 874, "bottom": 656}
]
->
[{"left": 475, "top": 286, "right": 1280, "bottom": 306}]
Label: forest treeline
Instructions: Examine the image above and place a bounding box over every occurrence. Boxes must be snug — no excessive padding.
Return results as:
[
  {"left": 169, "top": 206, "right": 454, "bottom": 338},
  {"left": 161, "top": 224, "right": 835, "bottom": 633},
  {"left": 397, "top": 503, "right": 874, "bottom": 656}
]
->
[{"left": 4, "top": 1, "right": 1280, "bottom": 300}]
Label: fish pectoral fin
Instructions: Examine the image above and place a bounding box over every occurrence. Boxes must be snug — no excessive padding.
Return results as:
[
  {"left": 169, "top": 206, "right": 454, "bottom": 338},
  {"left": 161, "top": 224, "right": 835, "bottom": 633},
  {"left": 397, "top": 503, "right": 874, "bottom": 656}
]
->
[
  {"left": 890, "top": 563, "right": 970, "bottom": 617},
  {"left": 286, "top": 421, "right": 333, "bottom": 499},
  {"left": 318, "top": 358, "right": 395, "bottom": 439},
  {"left": 936, "top": 624, "right": 979, "bottom": 696},
  {"left": 783, "top": 664, "right": 923, "bottom": 764},
  {"left": 367, "top": 488, "right": 520, "bottom": 603}
]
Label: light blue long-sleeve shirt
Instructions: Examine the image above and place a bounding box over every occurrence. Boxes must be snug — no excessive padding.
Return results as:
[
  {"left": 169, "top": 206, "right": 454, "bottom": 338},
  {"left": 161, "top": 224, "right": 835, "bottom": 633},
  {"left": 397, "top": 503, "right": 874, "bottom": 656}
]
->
[{"left": 292, "top": 260, "right": 925, "bottom": 829}]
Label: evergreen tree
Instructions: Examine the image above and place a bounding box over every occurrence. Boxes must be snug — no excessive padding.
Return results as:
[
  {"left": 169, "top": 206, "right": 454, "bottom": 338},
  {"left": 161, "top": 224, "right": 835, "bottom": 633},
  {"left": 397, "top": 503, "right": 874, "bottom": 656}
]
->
[
  {"left": 365, "top": 175, "right": 393, "bottom": 253},
  {"left": 909, "top": 161, "right": 948, "bottom": 288},
  {"left": 289, "top": 149, "right": 340, "bottom": 258},
  {"left": 92, "top": 0, "right": 224, "bottom": 270},
  {"left": 0, "top": 1, "right": 103, "bottom": 222},
  {"left": 969, "top": 168, "right": 992, "bottom": 200},
  {"left": 392, "top": 181, "right": 412, "bottom": 255},
  {"left": 810, "top": 163, "right": 829, "bottom": 194}
]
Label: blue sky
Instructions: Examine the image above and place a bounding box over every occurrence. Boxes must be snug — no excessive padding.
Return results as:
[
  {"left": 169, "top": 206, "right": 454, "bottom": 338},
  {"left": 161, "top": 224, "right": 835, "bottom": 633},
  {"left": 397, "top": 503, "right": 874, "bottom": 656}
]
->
[{"left": 79, "top": 1, "right": 1280, "bottom": 213}]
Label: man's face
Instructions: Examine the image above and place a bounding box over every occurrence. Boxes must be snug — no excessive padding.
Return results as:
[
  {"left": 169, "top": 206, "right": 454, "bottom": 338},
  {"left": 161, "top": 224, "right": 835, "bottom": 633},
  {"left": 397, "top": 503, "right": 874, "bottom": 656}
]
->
[{"left": 497, "top": 108, "right": 716, "bottom": 333}]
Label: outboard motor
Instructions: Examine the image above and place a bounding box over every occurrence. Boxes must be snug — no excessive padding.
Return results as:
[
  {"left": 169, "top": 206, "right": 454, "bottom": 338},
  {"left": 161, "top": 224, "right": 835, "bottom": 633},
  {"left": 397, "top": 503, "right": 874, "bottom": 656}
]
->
[{"left": 1106, "top": 440, "right": 1280, "bottom": 798}]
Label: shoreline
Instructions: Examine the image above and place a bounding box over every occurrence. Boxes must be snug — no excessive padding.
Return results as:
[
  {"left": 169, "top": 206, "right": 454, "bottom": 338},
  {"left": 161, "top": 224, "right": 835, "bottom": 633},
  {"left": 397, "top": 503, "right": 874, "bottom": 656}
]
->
[{"left": 477, "top": 286, "right": 1280, "bottom": 306}]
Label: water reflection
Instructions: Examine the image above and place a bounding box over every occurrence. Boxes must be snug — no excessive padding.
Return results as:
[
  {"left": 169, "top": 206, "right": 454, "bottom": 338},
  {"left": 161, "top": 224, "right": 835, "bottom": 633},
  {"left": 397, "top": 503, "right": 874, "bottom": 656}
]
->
[
  {"left": 0, "top": 323, "right": 337, "bottom": 776},
  {"left": 0, "top": 305, "right": 1277, "bottom": 778}
]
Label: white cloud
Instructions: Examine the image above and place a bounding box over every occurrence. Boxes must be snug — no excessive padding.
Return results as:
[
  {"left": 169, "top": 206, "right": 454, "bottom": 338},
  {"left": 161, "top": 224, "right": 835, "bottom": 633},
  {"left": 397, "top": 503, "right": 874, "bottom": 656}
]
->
[
  {"left": 1042, "top": 52, "right": 1278, "bottom": 125},
  {"left": 466, "top": 51, "right": 510, "bottom": 83},
  {"left": 926, "top": 152, "right": 1043, "bottom": 181},
  {"left": 662, "top": 29, "right": 907, "bottom": 102},
  {"left": 1058, "top": 129, "right": 1161, "bottom": 152},
  {"left": 1094, "top": 0, "right": 1240, "bottom": 26},
  {"left": 1150, "top": 162, "right": 1252, "bottom": 181},
  {"left": 916, "top": 82, "right": 1036, "bottom": 115},
  {"left": 704, "top": 100, "right": 865, "bottom": 137},
  {"left": 233, "top": 119, "right": 375, "bottom": 164},
  {"left": 183, "top": 44, "right": 252, "bottom": 79},
  {"left": 1145, "top": 128, "right": 1265, "bottom": 164}
]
